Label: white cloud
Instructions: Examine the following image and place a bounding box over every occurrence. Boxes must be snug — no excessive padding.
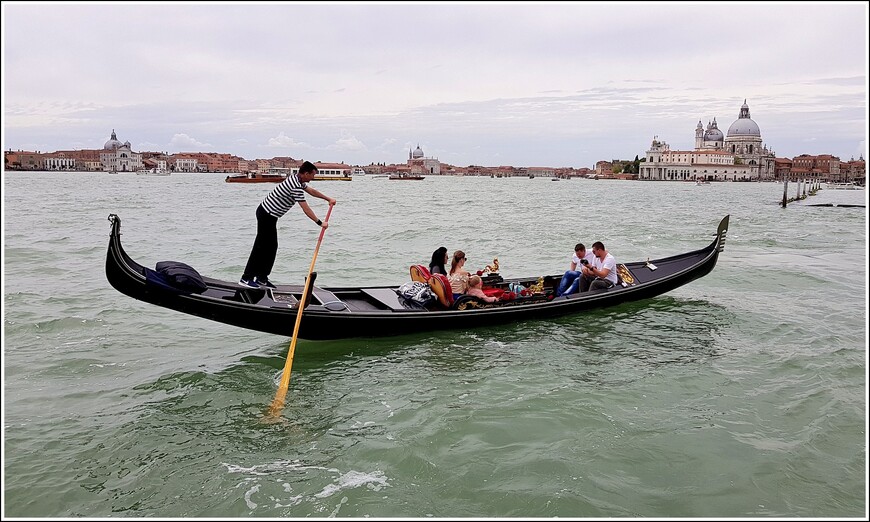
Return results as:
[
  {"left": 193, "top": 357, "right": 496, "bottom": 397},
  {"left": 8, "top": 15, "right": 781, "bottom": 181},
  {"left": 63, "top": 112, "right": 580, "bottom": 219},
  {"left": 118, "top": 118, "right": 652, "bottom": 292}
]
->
[
  {"left": 328, "top": 134, "right": 367, "bottom": 152},
  {"left": 267, "top": 132, "right": 310, "bottom": 149},
  {"left": 169, "top": 133, "right": 213, "bottom": 151},
  {"left": 2, "top": 2, "right": 867, "bottom": 166}
]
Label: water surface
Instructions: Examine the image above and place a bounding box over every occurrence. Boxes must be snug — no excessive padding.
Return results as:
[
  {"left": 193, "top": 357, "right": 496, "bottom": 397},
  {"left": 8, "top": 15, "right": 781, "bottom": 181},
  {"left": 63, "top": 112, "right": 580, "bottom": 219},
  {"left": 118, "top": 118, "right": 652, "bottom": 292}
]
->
[{"left": 3, "top": 173, "right": 866, "bottom": 517}]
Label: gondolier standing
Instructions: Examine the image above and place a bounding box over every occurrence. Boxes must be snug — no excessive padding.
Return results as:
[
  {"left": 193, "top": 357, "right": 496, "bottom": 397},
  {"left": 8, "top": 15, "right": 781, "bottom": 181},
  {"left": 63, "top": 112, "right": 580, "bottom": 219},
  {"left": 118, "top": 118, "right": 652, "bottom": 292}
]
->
[{"left": 239, "top": 160, "right": 336, "bottom": 289}]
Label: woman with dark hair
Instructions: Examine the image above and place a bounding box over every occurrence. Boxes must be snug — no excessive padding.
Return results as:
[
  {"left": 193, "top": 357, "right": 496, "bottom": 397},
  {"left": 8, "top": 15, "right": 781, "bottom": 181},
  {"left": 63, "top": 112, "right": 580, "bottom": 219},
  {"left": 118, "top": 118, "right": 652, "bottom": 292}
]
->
[{"left": 429, "top": 246, "right": 448, "bottom": 275}]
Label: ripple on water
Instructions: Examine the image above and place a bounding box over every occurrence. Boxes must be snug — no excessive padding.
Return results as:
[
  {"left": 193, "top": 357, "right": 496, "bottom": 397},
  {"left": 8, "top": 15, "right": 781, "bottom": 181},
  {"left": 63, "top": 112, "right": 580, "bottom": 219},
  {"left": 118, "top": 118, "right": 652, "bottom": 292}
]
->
[{"left": 2, "top": 174, "right": 866, "bottom": 517}]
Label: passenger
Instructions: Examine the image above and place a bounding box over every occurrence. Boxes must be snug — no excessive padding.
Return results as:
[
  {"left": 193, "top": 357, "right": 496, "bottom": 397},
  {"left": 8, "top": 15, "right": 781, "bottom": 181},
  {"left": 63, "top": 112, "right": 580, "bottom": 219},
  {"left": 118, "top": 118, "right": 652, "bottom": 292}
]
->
[
  {"left": 429, "top": 246, "right": 449, "bottom": 275},
  {"left": 579, "top": 241, "right": 618, "bottom": 292},
  {"left": 448, "top": 250, "right": 471, "bottom": 300},
  {"left": 556, "top": 242, "right": 596, "bottom": 296},
  {"left": 465, "top": 275, "right": 499, "bottom": 303}
]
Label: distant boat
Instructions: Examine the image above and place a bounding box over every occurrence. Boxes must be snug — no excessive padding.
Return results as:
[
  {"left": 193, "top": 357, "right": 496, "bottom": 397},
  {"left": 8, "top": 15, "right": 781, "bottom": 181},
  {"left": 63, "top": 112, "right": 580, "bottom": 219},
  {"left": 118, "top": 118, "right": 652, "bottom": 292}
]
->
[
  {"left": 225, "top": 174, "right": 285, "bottom": 183},
  {"left": 389, "top": 173, "right": 425, "bottom": 180},
  {"left": 696, "top": 180, "right": 711, "bottom": 185},
  {"left": 313, "top": 173, "right": 352, "bottom": 181},
  {"left": 827, "top": 181, "right": 863, "bottom": 190},
  {"left": 138, "top": 168, "right": 170, "bottom": 176}
]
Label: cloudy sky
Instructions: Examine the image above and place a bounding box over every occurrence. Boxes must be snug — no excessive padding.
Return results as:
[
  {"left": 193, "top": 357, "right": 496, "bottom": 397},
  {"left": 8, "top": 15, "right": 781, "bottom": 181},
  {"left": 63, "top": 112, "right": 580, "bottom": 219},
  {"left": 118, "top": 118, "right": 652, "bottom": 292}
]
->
[{"left": 2, "top": 1, "right": 867, "bottom": 168}]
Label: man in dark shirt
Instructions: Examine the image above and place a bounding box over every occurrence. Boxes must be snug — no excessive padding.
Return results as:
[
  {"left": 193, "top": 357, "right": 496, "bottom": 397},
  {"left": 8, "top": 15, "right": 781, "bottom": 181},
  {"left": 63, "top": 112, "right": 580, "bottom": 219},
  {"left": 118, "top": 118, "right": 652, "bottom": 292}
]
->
[{"left": 239, "top": 161, "right": 336, "bottom": 289}]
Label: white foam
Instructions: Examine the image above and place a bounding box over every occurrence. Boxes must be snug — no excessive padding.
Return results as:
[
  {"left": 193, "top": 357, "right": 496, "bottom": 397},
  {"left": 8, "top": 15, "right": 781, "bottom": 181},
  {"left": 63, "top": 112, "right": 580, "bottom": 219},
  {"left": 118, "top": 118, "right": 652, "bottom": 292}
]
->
[{"left": 313, "top": 470, "right": 390, "bottom": 499}]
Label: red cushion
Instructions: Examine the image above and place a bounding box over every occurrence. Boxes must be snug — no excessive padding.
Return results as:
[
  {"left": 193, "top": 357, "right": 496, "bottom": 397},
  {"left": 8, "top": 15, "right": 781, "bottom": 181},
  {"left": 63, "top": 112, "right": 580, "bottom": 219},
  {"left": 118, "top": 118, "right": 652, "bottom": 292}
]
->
[
  {"left": 410, "top": 264, "right": 431, "bottom": 283},
  {"left": 482, "top": 288, "right": 504, "bottom": 298}
]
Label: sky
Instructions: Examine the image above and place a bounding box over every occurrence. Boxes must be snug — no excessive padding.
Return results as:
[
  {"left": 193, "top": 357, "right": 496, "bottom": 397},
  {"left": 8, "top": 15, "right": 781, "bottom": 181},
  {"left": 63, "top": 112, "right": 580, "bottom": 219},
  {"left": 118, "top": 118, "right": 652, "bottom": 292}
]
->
[{"left": 2, "top": 1, "right": 868, "bottom": 168}]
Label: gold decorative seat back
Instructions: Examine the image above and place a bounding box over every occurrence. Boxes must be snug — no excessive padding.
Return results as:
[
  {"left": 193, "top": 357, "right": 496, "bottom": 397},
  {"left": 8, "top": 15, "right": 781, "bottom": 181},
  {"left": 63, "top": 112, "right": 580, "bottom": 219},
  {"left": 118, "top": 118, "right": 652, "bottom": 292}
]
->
[
  {"left": 427, "top": 274, "right": 453, "bottom": 307},
  {"left": 616, "top": 264, "right": 636, "bottom": 286}
]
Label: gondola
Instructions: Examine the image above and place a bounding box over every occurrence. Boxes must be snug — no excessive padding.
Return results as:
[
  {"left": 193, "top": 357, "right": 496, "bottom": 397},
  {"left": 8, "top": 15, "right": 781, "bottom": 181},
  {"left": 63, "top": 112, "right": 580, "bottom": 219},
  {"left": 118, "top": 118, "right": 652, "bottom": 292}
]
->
[{"left": 105, "top": 214, "right": 729, "bottom": 340}]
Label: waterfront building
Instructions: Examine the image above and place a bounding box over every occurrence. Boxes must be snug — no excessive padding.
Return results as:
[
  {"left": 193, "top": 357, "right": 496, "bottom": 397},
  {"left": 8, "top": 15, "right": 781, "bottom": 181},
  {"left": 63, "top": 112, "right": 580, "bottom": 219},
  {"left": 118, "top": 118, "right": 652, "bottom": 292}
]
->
[
  {"left": 639, "top": 100, "right": 776, "bottom": 181},
  {"left": 595, "top": 161, "right": 613, "bottom": 178},
  {"left": 172, "top": 156, "right": 198, "bottom": 173},
  {"left": 5, "top": 150, "right": 44, "bottom": 170},
  {"left": 42, "top": 153, "right": 76, "bottom": 170},
  {"left": 843, "top": 156, "right": 866, "bottom": 184},
  {"left": 529, "top": 166, "right": 556, "bottom": 178},
  {"left": 788, "top": 154, "right": 864, "bottom": 184},
  {"left": 100, "top": 130, "right": 143, "bottom": 172},
  {"left": 774, "top": 157, "right": 793, "bottom": 180},
  {"left": 54, "top": 149, "right": 102, "bottom": 170},
  {"left": 408, "top": 144, "right": 441, "bottom": 175}
]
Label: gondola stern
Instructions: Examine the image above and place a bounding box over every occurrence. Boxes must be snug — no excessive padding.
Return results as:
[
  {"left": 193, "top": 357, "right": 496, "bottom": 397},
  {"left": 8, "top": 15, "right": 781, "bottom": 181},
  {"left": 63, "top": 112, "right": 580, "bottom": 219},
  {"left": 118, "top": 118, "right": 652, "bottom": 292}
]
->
[{"left": 716, "top": 215, "right": 729, "bottom": 253}]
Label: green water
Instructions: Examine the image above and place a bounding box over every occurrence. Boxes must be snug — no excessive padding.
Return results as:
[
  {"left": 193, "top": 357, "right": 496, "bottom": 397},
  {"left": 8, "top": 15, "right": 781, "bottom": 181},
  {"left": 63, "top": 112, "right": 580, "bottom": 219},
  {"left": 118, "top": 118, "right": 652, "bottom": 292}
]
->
[{"left": 2, "top": 172, "right": 866, "bottom": 517}]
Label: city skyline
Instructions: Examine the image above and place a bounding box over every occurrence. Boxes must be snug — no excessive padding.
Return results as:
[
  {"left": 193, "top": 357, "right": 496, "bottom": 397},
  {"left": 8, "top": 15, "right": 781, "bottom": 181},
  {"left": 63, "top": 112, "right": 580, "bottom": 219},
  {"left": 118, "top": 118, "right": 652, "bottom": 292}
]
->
[{"left": 2, "top": 2, "right": 868, "bottom": 167}]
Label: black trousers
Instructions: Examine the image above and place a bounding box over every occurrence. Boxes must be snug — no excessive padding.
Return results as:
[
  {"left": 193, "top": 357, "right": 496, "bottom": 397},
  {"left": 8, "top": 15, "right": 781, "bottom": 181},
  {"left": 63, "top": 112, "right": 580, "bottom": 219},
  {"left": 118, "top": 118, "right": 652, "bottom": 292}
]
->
[
  {"left": 242, "top": 204, "right": 278, "bottom": 280},
  {"left": 579, "top": 274, "right": 614, "bottom": 293}
]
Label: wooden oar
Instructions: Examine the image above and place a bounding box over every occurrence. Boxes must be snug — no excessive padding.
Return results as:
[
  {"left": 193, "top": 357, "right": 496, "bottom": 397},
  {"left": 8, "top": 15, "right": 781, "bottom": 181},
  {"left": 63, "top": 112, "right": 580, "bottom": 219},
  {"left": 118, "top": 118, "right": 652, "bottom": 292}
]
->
[{"left": 267, "top": 204, "right": 334, "bottom": 418}]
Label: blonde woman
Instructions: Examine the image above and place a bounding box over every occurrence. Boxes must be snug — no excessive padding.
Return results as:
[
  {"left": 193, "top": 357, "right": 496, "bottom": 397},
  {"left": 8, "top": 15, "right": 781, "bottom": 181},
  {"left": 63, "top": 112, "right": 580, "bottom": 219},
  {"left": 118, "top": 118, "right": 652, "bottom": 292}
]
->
[{"left": 448, "top": 250, "right": 471, "bottom": 299}]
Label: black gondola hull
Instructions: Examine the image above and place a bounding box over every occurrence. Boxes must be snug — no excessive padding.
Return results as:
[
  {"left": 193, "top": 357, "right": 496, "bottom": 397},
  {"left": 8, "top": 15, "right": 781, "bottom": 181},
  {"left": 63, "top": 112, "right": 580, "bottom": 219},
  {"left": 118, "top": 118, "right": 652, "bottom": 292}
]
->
[{"left": 105, "top": 214, "right": 728, "bottom": 340}]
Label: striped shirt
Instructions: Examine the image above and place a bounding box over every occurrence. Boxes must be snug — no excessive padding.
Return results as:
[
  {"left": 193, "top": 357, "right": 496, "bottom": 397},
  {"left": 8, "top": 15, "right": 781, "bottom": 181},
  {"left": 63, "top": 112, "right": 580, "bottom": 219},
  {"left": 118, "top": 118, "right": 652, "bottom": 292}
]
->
[{"left": 261, "top": 173, "right": 307, "bottom": 218}]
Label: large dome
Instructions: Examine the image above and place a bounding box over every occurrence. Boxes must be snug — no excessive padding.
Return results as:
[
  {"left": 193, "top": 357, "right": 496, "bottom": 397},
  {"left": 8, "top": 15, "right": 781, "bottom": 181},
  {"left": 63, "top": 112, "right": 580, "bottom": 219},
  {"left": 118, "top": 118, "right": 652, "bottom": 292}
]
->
[
  {"left": 104, "top": 129, "right": 122, "bottom": 150},
  {"left": 705, "top": 123, "right": 724, "bottom": 141},
  {"left": 705, "top": 129, "right": 724, "bottom": 141},
  {"left": 727, "top": 119, "right": 760, "bottom": 137},
  {"left": 412, "top": 145, "right": 424, "bottom": 159},
  {"left": 727, "top": 101, "right": 761, "bottom": 137}
]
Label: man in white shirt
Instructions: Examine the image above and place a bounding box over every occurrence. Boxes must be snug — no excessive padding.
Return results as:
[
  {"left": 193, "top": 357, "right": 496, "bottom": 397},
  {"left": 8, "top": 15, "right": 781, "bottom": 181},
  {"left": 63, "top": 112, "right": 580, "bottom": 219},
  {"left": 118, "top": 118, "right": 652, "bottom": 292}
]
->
[
  {"left": 579, "top": 241, "right": 618, "bottom": 292},
  {"left": 556, "top": 243, "right": 595, "bottom": 296}
]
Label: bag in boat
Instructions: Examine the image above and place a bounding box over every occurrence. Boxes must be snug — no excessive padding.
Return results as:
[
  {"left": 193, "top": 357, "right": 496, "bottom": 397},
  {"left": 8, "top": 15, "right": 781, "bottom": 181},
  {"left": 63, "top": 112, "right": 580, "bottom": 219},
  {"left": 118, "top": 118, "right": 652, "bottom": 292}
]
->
[
  {"left": 155, "top": 261, "right": 208, "bottom": 293},
  {"left": 508, "top": 282, "right": 529, "bottom": 296},
  {"left": 397, "top": 281, "right": 435, "bottom": 306}
]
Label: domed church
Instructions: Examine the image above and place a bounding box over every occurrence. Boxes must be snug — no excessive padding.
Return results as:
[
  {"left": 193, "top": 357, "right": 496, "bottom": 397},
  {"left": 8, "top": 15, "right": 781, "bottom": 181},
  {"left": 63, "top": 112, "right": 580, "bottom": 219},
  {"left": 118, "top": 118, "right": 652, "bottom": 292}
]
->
[
  {"left": 640, "top": 100, "right": 776, "bottom": 181},
  {"left": 407, "top": 143, "right": 441, "bottom": 175},
  {"left": 99, "top": 129, "right": 142, "bottom": 172}
]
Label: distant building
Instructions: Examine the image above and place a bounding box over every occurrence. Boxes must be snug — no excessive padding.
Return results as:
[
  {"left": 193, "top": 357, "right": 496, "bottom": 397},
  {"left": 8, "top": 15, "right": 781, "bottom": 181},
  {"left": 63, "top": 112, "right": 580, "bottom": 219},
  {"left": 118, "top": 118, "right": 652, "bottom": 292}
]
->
[
  {"left": 173, "top": 156, "right": 199, "bottom": 172},
  {"left": 640, "top": 100, "right": 776, "bottom": 181},
  {"left": 5, "top": 150, "right": 43, "bottom": 170},
  {"left": 42, "top": 153, "right": 75, "bottom": 170},
  {"left": 99, "top": 130, "right": 142, "bottom": 172},
  {"left": 408, "top": 144, "right": 441, "bottom": 175}
]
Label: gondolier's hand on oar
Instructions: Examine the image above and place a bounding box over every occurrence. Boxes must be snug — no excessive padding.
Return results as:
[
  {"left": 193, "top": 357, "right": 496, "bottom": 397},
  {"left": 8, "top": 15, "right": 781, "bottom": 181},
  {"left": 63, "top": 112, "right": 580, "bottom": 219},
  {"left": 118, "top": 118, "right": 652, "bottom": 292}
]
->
[
  {"left": 300, "top": 195, "right": 335, "bottom": 229},
  {"left": 313, "top": 199, "right": 336, "bottom": 229}
]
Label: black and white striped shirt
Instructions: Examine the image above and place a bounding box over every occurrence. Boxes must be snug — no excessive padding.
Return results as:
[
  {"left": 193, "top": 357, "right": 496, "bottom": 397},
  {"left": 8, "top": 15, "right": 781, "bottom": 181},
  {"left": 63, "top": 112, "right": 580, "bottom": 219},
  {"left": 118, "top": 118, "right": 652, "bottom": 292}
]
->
[{"left": 261, "top": 173, "right": 307, "bottom": 218}]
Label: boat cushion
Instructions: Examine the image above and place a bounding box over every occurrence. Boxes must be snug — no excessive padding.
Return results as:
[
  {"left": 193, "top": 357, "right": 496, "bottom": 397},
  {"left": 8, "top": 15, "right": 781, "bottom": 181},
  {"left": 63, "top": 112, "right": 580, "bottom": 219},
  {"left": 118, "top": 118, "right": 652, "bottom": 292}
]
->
[
  {"left": 410, "top": 264, "right": 431, "bottom": 283},
  {"left": 155, "top": 261, "right": 208, "bottom": 293},
  {"left": 482, "top": 287, "right": 504, "bottom": 298},
  {"left": 427, "top": 273, "right": 454, "bottom": 307}
]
